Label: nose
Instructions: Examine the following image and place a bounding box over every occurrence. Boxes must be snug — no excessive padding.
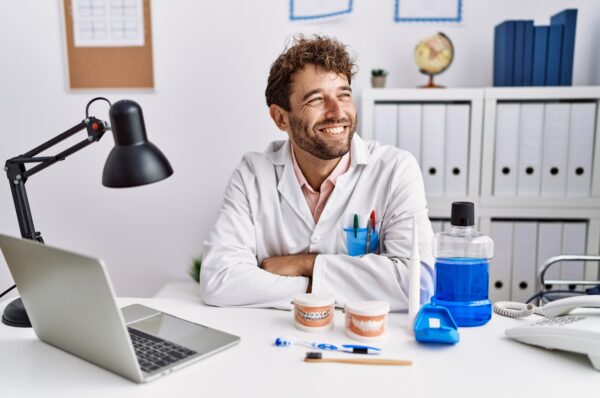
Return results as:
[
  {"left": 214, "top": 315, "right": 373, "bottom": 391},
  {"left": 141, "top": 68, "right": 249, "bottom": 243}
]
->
[{"left": 324, "top": 97, "right": 344, "bottom": 119}]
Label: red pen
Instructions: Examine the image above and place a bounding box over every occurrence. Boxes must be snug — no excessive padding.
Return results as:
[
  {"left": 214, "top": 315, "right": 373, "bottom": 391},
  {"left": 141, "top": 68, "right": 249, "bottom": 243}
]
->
[{"left": 370, "top": 210, "right": 376, "bottom": 231}]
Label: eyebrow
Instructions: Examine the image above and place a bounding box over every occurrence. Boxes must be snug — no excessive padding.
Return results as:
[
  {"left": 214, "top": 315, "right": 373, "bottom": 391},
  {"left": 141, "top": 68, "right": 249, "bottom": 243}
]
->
[{"left": 301, "top": 86, "right": 353, "bottom": 102}]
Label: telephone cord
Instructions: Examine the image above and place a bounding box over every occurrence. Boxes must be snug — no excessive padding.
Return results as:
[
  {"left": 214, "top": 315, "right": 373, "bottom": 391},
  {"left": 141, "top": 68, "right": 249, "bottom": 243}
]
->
[{"left": 493, "top": 301, "right": 545, "bottom": 318}]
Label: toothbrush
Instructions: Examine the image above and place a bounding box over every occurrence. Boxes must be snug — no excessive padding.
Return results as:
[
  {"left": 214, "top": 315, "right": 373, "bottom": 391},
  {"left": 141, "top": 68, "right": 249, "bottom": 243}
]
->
[
  {"left": 274, "top": 337, "right": 381, "bottom": 355},
  {"left": 408, "top": 215, "right": 421, "bottom": 335},
  {"left": 305, "top": 352, "right": 412, "bottom": 366}
]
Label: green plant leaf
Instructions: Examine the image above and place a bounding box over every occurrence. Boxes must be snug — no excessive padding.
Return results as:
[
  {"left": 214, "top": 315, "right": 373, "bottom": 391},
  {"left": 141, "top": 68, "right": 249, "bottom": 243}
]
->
[{"left": 189, "top": 257, "right": 201, "bottom": 283}]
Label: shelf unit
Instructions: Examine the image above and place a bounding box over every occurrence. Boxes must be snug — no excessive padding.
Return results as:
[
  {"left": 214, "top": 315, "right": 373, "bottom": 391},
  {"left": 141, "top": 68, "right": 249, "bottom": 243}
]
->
[
  {"left": 361, "top": 86, "right": 600, "bottom": 288},
  {"left": 361, "top": 88, "right": 484, "bottom": 219}
]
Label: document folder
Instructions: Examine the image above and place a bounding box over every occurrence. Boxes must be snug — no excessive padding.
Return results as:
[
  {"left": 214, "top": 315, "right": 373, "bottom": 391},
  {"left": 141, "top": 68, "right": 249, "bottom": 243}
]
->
[
  {"left": 541, "top": 103, "right": 570, "bottom": 196},
  {"left": 517, "top": 103, "right": 544, "bottom": 196},
  {"left": 421, "top": 105, "right": 446, "bottom": 196},
  {"left": 444, "top": 104, "right": 470, "bottom": 196},
  {"left": 494, "top": 104, "right": 520, "bottom": 196},
  {"left": 397, "top": 104, "right": 423, "bottom": 164}
]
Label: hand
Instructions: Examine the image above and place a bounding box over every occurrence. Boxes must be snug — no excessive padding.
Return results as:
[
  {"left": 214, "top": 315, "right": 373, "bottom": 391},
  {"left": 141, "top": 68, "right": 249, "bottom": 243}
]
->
[{"left": 261, "top": 253, "right": 316, "bottom": 278}]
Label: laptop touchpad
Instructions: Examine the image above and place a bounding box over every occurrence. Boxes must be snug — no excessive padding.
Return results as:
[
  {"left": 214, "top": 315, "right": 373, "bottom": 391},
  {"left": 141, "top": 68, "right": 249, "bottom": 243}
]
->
[{"left": 129, "top": 313, "right": 238, "bottom": 354}]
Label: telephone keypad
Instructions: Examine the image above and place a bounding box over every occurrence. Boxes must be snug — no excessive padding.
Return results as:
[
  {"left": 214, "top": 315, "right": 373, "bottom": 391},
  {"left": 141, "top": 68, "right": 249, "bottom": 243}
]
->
[{"left": 531, "top": 316, "right": 586, "bottom": 327}]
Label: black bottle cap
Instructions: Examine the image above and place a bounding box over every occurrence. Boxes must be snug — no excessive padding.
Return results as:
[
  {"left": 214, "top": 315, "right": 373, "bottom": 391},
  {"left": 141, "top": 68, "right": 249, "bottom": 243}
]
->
[{"left": 450, "top": 202, "right": 475, "bottom": 227}]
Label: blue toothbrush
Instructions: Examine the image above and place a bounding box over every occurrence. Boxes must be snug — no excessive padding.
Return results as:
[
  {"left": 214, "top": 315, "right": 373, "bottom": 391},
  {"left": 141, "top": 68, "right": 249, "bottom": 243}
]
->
[{"left": 274, "top": 337, "right": 381, "bottom": 354}]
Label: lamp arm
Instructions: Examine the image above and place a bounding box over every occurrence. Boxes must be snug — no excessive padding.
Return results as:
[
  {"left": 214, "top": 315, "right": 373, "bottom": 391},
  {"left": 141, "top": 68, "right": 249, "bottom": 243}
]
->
[{"left": 4, "top": 117, "right": 109, "bottom": 241}]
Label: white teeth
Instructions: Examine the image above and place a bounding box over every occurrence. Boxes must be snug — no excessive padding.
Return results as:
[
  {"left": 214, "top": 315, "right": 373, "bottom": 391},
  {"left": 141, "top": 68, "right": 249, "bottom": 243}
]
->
[
  {"left": 322, "top": 126, "right": 344, "bottom": 134},
  {"left": 352, "top": 318, "right": 383, "bottom": 332}
]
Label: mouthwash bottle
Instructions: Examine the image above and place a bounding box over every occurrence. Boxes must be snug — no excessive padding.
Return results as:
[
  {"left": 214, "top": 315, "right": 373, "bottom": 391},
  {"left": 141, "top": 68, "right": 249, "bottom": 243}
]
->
[{"left": 431, "top": 202, "right": 494, "bottom": 327}]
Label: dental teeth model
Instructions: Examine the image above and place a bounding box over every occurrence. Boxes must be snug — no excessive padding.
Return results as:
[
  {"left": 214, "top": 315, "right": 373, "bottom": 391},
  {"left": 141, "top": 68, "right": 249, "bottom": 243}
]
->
[
  {"left": 293, "top": 293, "right": 335, "bottom": 332},
  {"left": 344, "top": 301, "right": 390, "bottom": 341}
]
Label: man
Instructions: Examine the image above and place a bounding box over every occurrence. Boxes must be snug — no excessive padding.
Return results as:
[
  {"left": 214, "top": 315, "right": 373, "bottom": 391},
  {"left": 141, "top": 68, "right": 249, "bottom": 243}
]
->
[{"left": 201, "top": 35, "right": 434, "bottom": 311}]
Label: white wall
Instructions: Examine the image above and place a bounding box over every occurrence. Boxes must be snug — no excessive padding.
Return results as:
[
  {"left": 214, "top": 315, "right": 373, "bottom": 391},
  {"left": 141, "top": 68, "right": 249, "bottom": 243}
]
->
[{"left": 1, "top": 0, "right": 599, "bottom": 298}]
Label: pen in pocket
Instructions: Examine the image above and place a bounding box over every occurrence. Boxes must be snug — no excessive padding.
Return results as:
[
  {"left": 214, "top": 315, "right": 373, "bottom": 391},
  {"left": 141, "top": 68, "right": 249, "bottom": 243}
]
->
[
  {"left": 370, "top": 210, "right": 376, "bottom": 232},
  {"left": 365, "top": 219, "right": 373, "bottom": 254}
]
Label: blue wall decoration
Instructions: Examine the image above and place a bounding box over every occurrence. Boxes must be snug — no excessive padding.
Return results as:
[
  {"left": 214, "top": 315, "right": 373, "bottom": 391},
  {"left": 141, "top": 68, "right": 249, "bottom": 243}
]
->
[
  {"left": 394, "top": 0, "right": 462, "bottom": 23},
  {"left": 290, "top": 0, "right": 353, "bottom": 21}
]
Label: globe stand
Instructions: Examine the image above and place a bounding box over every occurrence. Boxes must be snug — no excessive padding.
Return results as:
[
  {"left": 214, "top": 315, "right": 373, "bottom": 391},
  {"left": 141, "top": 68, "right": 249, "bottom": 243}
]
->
[{"left": 419, "top": 74, "right": 445, "bottom": 89}]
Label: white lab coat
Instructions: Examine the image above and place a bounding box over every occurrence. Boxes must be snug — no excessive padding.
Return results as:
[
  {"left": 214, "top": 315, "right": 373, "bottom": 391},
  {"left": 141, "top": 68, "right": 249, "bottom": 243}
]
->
[{"left": 201, "top": 135, "right": 435, "bottom": 311}]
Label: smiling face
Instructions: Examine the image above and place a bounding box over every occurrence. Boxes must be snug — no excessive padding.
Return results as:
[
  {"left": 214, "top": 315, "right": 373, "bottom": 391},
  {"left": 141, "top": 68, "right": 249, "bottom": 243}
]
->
[{"left": 285, "top": 65, "right": 357, "bottom": 161}]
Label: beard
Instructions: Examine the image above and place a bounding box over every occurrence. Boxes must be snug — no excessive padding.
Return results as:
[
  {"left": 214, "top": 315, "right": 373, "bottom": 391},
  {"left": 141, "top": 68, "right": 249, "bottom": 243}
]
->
[{"left": 289, "top": 114, "right": 357, "bottom": 160}]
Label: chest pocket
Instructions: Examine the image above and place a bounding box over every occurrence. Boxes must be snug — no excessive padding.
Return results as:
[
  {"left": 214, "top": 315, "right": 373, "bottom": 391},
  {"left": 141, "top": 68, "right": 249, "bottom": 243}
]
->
[{"left": 337, "top": 220, "right": 382, "bottom": 256}]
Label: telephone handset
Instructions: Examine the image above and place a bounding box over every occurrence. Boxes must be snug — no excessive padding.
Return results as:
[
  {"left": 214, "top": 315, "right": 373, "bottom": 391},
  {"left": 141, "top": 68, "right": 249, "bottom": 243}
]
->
[
  {"left": 503, "top": 295, "right": 600, "bottom": 371},
  {"left": 539, "top": 294, "right": 600, "bottom": 317}
]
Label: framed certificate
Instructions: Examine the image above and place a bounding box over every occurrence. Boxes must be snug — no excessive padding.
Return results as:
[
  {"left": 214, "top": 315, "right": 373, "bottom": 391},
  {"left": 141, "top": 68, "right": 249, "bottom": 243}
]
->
[
  {"left": 395, "top": 0, "right": 462, "bottom": 23},
  {"left": 290, "top": 0, "right": 353, "bottom": 21}
]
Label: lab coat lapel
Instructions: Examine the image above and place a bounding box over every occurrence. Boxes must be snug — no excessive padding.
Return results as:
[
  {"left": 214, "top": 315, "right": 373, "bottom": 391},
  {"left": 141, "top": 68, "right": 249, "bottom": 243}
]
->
[
  {"left": 270, "top": 141, "right": 315, "bottom": 230},
  {"left": 316, "top": 134, "right": 371, "bottom": 225}
]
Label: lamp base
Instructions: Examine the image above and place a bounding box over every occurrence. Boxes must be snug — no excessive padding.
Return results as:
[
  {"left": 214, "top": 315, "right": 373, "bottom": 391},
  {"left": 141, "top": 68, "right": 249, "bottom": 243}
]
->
[{"left": 2, "top": 297, "right": 32, "bottom": 327}]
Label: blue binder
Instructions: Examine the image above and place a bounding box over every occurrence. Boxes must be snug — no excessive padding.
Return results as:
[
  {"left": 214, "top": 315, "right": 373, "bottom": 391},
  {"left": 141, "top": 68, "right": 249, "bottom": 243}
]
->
[
  {"left": 513, "top": 21, "right": 527, "bottom": 86},
  {"left": 532, "top": 26, "right": 549, "bottom": 86},
  {"left": 551, "top": 9, "right": 577, "bottom": 86},
  {"left": 522, "top": 21, "right": 535, "bottom": 86},
  {"left": 494, "top": 21, "right": 516, "bottom": 86},
  {"left": 545, "top": 24, "right": 563, "bottom": 86}
]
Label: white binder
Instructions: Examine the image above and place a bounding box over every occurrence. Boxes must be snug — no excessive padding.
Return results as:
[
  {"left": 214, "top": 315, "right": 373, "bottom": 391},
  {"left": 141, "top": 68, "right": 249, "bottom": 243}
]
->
[
  {"left": 560, "top": 222, "right": 587, "bottom": 288},
  {"left": 430, "top": 220, "right": 443, "bottom": 234},
  {"left": 374, "top": 104, "right": 398, "bottom": 146},
  {"left": 421, "top": 104, "right": 446, "bottom": 196},
  {"left": 510, "top": 222, "right": 538, "bottom": 303},
  {"left": 541, "top": 103, "right": 570, "bottom": 196},
  {"left": 566, "top": 103, "right": 596, "bottom": 197},
  {"left": 489, "top": 221, "right": 513, "bottom": 302},
  {"left": 537, "top": 222, "right": 563, "bottom": 290},
  {"left": 493, "top": 104, "right": 520, "bottom": 196},
  {"left": 444, "top": 104, "right": 470, "bottom": 196},
  {"left": 442, "top": 220, "right": 451, "bottom": 233},
  {"left": 517, "top": 103, "right": 544, "bottom": 196},
  {"left": 397, "top": 104, "right": 422, "bottom": 164}
]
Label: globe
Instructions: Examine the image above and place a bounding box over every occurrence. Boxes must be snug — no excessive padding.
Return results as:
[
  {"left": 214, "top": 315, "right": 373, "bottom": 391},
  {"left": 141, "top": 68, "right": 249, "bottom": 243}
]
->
[{"left": 414, "top": 32, "right": 454, "bottom": 88}]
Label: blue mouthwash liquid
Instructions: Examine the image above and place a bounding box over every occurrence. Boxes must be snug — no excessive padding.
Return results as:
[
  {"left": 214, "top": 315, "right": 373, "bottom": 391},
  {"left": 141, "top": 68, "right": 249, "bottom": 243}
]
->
[
  {"left": 432, "top": 258, "right": 492, "bottom": 326},
  {"left": 431, "top": 202, "right": 494, "bottom": 327}
]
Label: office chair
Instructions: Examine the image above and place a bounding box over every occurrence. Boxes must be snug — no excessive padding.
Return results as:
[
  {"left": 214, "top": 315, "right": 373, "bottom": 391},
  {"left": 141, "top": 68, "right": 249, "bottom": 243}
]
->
[{"left": 535, "top": 255, "right": 600, "bottom": 305}]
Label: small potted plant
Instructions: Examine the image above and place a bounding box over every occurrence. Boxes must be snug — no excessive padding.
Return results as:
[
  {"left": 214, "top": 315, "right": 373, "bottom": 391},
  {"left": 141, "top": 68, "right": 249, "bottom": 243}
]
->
[
  {"left": 371, "top": 69, "right": 388, "bottom": 88},
  {"left": 189, "top": 257, "right": 201, "bottom": 283}
]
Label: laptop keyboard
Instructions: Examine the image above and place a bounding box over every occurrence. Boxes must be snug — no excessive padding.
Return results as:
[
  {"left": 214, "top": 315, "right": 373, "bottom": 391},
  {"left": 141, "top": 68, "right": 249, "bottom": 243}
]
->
[{"left": 128, "top": 327, "right": 197, "bottom": 373}]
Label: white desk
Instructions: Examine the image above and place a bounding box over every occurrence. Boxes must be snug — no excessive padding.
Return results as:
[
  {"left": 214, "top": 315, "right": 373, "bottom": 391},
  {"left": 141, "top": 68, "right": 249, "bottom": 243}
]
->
[{"left": 1, "top": 297, "right": 597, "bottom": 397}]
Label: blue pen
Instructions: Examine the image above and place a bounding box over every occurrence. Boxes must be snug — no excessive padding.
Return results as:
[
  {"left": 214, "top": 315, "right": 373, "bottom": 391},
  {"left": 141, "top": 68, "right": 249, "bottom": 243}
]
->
[{"left": 274, "top": 337, "right": 381, "bottom": 355}]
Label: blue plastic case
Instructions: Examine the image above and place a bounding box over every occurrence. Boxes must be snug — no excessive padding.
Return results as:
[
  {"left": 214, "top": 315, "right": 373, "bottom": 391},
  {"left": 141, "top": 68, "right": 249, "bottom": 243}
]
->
[
  {"left": 414, "top": 303, "right": 460, "bottom": 344},
  {"left": 343, "top": 227, "right": 379, "bottom": 256}
]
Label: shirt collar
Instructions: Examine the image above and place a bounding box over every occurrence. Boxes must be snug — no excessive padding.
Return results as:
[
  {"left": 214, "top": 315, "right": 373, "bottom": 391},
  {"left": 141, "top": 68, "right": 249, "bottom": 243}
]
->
[
  {"left": 267, "top": 134, "right": 370, "bottom": 167},
  {"left": 290, "top": 142, "right": 351, "bottom": 192}
]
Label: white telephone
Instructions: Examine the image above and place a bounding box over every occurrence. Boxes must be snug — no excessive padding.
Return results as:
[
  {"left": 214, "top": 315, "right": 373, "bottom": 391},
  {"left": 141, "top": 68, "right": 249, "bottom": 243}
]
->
[{"left": 504, "top": 295, "right": 600, "bottom": 371}]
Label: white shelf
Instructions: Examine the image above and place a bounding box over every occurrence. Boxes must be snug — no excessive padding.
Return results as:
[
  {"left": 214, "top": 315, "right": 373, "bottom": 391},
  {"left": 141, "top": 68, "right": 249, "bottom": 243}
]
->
[
  {"left": 361, "top": 86, "right": 600, "bottom": 284},
  {"left": 484, "top": 86, "right": 600, "bottom": 100}
]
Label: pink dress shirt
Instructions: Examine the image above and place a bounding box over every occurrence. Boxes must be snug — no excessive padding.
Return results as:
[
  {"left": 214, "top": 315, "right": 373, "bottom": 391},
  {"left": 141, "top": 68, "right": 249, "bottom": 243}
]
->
[{"left": 290, "top": 143, "right": 351, "bottom": 223}]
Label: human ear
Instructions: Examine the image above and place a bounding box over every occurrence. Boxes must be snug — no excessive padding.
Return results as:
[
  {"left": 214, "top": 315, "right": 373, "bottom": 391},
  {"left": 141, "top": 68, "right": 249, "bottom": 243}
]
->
[{"left": 269, "top": 104, "right": 290, "bottom": 132}]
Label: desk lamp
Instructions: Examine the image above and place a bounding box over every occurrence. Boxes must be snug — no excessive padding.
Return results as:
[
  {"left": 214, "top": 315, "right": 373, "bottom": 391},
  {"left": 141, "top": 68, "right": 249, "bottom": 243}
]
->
[{"left": 1, "top": 97, "right": 173, "bottom": 327}]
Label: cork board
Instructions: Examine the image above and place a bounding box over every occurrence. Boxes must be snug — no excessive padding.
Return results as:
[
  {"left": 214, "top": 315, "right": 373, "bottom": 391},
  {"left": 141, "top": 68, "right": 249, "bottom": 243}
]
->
[{"left": 63, "top": 0, "right": 154, "bottom": 89}]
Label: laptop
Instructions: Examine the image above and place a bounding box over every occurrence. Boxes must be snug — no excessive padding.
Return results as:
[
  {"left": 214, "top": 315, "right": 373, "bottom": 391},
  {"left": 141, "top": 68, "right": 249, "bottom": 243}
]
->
[{"left": 0, "top": 233, "right": 240, "bottom": 383}]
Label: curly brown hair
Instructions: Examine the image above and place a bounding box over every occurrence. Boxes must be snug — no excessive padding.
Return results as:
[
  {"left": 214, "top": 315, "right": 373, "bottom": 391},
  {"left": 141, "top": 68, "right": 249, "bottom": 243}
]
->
[{"left": 265, "top": 34, "right": 357, "bottom": 111}]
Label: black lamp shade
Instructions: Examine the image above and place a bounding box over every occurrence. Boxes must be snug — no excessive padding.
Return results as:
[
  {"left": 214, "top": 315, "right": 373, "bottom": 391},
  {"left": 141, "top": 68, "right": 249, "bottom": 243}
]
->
[{"left": 102, "top": 100, "right": 173, "bottom": 188}]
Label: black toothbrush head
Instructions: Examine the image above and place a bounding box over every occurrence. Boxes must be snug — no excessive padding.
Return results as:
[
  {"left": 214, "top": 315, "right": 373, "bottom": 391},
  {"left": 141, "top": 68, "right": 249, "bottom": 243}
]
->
[{"left": 305, "top": 351, "right": 323, "bottom": 360}]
